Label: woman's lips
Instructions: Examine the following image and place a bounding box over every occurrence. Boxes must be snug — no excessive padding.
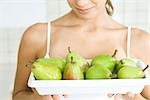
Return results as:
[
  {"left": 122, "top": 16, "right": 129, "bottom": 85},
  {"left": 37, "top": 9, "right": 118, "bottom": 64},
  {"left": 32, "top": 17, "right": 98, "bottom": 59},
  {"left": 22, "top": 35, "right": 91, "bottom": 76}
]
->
[{"left": 76, "top": 7, "right": 93, "bottom": 14}]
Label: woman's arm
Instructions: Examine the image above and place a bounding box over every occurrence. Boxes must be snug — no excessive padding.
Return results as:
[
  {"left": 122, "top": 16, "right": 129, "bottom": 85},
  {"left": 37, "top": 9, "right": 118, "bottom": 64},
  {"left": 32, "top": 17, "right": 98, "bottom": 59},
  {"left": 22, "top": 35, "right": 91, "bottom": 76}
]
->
[
  {"left": 131, "top": 28, "right": 150, "bottom": 99},
  {"left": 13, "top": 23, "right": 41, "bottom": 99},
  {"left": 138, "top": 30, "right": 150, "bottom": 99},
  {"left": 114, "top": 29, "right": 150, "bottom": 100},
  {"left": 12, "top": 23, "right": 57, "bottom": 100}
]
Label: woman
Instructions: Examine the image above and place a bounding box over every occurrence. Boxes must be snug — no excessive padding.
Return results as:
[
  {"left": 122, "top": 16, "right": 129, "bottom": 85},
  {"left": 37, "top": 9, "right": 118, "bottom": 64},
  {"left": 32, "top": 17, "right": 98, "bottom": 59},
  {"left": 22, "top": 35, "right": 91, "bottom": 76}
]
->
[{"left": 13, "top": 0, "right": 150, "bottom": 100}]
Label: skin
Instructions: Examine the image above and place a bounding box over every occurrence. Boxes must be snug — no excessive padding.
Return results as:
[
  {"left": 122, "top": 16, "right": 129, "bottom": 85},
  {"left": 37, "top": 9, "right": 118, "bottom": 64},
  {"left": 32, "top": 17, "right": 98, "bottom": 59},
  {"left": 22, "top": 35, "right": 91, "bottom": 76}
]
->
[{"left": 12, "top": 0, "right": 150, "bottom": 100}]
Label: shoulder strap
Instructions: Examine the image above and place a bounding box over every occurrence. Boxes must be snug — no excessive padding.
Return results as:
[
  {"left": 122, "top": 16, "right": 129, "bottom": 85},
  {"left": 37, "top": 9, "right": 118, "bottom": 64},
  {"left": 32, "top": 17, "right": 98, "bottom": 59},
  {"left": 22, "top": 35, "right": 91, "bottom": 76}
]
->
[
  {"left": 44, "top": 22, "right": 51, "bottom": 58},
  {"left": 127, "top": 26, "right": 131, "bottom": 58}
]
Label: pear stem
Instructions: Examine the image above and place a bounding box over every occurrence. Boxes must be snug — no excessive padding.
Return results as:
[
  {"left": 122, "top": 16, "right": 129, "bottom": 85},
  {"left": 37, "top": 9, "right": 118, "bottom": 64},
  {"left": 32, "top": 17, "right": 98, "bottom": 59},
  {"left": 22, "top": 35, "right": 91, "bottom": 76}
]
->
[
  {"left": 68, "top": 46, "right": 71, "bottom": 53},
  {"left": 112, "top": 49, "right": 118, "bottom": 57},
  {"left": 70, "top": 56, "right": 75, "bottom": 64},
  {"left": 120, "top": 60, "right": 124, "bottom": 64},
  {"left": 71, "top": 56, "right": 73, "bottom": 63},
  {"left": 143, "top": 65, "right": 149, "bottom": 72}
]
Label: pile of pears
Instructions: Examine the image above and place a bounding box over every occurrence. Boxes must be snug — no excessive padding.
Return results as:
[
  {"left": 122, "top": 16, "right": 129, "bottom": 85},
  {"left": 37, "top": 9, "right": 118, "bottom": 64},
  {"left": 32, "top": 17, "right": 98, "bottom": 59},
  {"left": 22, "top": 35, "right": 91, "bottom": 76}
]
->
[{"left": 30, "top": 47, "right": 148, "bottom": 80}]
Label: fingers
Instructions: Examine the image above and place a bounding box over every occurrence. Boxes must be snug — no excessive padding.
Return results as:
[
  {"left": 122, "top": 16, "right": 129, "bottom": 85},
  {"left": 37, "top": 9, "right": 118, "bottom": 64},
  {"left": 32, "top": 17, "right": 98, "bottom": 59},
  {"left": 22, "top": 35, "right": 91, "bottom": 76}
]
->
[
  {"left": 114, "top": 92, "right": 136, "bottom": 100},
  {"left": 63, "top": 94, "right": 69, "bottom": 98},
  {"left": 107, "top": 93, "right": 115, "bottom": 98},
  {"left": 43, "top": 95, "right": 53, "bottom": 100},
  {"left": 31, "top": 88, "right": 39, "bottom": 94},
  {"left": 52, "top": 95, "right": 60, "bottom": 100},
  {"left": 126, "top": 92, "right": 135, "bottom": 99},
  {"left": 32, "top": 89, "right": 67, "bottom": 100},
  {"left": 114, "top": 94, "right": 124, "bottom": 100},
  {"left": 32, "top": 88, "right": 54, "bottom": 100},
  {"left": 52, "top": 94, "right": 69, "bottom": 100}
]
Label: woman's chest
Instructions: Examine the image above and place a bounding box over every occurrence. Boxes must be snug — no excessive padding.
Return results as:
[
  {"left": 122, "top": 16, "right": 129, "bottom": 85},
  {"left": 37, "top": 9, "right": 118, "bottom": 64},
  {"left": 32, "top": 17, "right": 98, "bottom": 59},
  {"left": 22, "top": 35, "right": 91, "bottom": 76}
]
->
[{"left": 50, "top": 32, "right": 127, "bottom": 59}]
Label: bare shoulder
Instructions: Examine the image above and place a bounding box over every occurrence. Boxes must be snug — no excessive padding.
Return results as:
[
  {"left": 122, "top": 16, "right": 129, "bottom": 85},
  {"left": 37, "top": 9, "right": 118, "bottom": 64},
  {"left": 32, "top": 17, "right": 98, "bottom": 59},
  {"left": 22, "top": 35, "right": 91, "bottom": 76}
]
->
[
  {"left": 20, "top": 23, "right": 47, "bottom": 54},
  {"left": 13, "top": 23, "right": 48, "bottom": 96},
  {"left": 131, "top": 28, "right": 150, "bottom": 64},
  {"left": 22, "top": 23, "right": 47, "bottom": 44},
  {"left": 132, "top": 28, "right": 150, "bottom": 40}
]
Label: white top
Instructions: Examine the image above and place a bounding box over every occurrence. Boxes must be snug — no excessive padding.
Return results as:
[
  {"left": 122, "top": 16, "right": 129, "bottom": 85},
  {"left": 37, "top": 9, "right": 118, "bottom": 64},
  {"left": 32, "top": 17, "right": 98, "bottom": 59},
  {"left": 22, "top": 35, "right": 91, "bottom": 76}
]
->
[
  {"left": 44, "top": 22, "right": 132, "bottom": 59},
  {"left": 44, "top": 22, "right": 51, "bottom": 58},
  {"left": 127, "top": 26, "right": 132, "bottom": 58}
]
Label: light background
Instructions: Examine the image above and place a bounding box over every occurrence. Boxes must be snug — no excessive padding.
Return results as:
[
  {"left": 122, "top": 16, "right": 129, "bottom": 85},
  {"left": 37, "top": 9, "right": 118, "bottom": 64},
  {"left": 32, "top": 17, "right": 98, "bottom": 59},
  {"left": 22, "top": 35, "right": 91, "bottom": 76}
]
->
[{"left": 0, "top": 0, "right": 149, "bottom": 100}]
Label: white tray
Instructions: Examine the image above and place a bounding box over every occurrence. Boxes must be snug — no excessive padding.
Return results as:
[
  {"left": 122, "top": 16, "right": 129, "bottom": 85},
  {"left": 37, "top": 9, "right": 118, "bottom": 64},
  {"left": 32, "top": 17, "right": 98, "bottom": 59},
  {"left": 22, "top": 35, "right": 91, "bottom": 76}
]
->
[
  {"left": 28, "top": 59, "right": 150, "bottom": 95},
  {"left": 28, "top": 72, "right": 150, "bottom": 95}
]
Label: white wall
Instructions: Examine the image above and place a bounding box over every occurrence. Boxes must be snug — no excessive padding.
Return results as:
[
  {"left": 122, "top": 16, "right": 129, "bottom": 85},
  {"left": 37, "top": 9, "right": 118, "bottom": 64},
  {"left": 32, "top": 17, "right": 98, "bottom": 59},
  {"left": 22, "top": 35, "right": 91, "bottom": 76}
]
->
[
  {"left": 112, "top": 0, "right": 149, "bottom": 32},
  {"left": 0, "top": 0, "right": 47, "bottom": 63},
  {"left": 47, "top": 0, "right": 70, "bottom": 21},
  {"left": 0, "top": 0, "right": 47, "bottom": 27},
  {"left": 0, "top": 0, "right": 48, "bottom": 100}
]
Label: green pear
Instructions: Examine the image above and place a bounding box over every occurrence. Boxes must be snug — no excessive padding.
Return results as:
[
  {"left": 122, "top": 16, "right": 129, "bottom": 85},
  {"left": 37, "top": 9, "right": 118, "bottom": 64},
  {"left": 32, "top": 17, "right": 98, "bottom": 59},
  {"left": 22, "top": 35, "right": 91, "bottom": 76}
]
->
[
  {"left": 116, "top": 58, "right": 137, "bottom": 72},
  {"left": 63, "top": 57, "right": 84, "bottom": 80},
  {"left": 85, "top": 64, "right": 112, "bottom": 79},
  {"left": 91, "top": 50, "right": 117, "bottom": 72},
  {"left": 36, "top": 58, "right": 66, "bottom": 72},
  {"left": 31, "top": 62, "right": 62, "bottom": 80},
  {"left": 117, "top": 66, "right": 145, "bottom": 79},
  {"left": 66, "top": 47, "right": 89, "bottom": 73}
]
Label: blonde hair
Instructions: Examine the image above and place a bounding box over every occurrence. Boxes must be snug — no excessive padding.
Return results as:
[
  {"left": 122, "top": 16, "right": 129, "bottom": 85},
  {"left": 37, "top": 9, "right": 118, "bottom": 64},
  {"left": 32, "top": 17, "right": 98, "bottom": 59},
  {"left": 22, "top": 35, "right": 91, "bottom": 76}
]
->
[{"left": 105, "top": 0, "right": 114, "bottom": 16}]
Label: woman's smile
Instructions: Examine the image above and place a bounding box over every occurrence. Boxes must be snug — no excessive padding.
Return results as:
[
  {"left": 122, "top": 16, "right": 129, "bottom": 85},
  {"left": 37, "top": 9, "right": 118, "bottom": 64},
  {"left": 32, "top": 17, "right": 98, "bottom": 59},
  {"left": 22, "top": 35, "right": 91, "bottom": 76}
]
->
[{"left": 76, "top": 6, "right": 94, "bottom": 14}]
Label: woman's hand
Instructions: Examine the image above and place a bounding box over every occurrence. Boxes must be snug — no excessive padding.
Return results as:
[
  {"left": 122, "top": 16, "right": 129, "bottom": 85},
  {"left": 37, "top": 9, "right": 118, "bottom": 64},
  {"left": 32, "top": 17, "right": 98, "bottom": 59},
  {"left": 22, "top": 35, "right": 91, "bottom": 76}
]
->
[
  {"left": 113, "top": 92, "right": 135, "bottom": 100},
  {"left": 32, "top": 88, "right": 61, "bottom": 100},
  {"left": 108, "top": 92, "right": 147, "bottom": 100}
]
